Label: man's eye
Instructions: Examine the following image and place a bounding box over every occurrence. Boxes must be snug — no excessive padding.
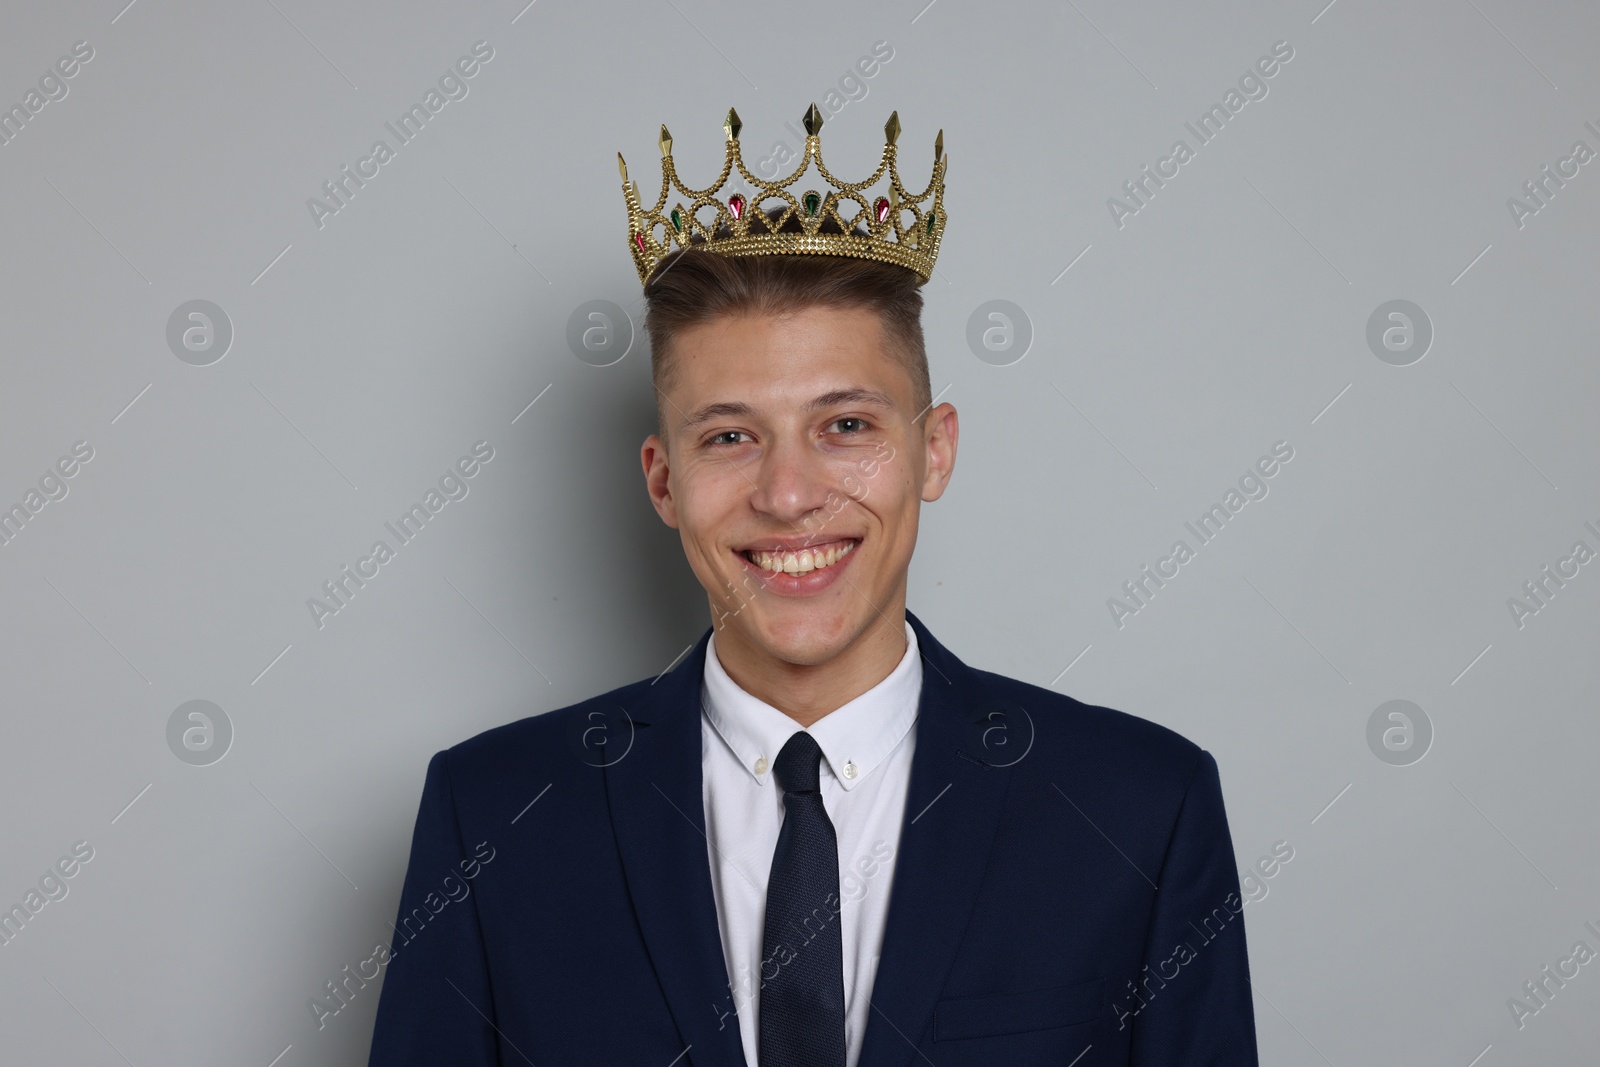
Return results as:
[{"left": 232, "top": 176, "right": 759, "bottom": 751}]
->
[
  {"left": 831, "top": 417, "right": 869, "bottom": 434},
  {"left": 708, "top": 431, "right": 749, "bottom": 446}
]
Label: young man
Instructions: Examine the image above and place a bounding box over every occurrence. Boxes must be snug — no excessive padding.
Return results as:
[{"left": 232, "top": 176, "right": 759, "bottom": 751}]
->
[{"left": 366, "top": 106, "right": 1259, "bottom": 1066}]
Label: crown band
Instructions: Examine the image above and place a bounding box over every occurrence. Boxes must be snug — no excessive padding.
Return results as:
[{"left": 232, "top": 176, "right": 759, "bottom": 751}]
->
[{"left": 618, "top": 104, "right": 948, "bottom": 287}]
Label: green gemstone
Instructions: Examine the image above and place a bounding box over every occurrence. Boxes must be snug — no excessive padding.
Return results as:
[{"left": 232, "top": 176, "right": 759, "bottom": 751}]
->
[
  {"left": 803, "top": 192, "right": 820, "bottom": 216},
  {"left": 926, "top": 211, "right": 937, "bottom": 233},
  {"left": 670, "top": 208, "right": 683, "bottom": 232}
]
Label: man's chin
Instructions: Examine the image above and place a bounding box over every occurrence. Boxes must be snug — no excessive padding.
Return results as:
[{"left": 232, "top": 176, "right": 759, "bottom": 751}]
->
[{"left": 729, "top": 607, "right": 862, "bottom": 669}]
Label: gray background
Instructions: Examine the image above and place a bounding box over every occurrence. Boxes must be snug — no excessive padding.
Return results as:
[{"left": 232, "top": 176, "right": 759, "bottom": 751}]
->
[{"left": 1, "top": 0, "right": 1596, "bottom": 1063}]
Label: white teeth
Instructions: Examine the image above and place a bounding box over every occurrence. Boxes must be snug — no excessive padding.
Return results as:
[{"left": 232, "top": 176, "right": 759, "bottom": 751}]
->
[{"left": 749, "top": 540, "right": 856, "bottom": 576}]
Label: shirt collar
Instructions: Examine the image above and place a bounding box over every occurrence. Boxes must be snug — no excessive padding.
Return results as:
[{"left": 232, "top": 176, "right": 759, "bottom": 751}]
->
[{"left": 701, "top": 620, "right": 921, "bottom": 791}]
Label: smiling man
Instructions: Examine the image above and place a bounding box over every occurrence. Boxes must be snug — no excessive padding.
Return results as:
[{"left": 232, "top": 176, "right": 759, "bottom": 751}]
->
[
  {"left": 366, "top": 107, "right": 1260, "bottom": 1067},
  {"left": 641, "top": 294, "right": 950, "bottom": 728}
]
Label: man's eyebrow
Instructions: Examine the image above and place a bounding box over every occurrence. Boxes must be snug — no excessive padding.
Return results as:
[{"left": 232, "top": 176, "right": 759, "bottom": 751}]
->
[
  {"left": 809, "top": 388, "right": 897, "bottom": 412},
  {"left": 680, "top": 400, "right": 756, "bottom": 431}
]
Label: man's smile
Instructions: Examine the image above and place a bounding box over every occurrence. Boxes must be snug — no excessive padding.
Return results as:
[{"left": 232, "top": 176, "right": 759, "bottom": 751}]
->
[
  {"left": 739, "top": 537, "right": 860, "bottom": 575},
  {"left": 734, "top": 536, "right": 862, "bottom": 595}
]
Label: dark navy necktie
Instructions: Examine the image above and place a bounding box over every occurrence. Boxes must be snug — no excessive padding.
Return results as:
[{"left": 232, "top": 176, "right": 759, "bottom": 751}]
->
[{"left": 759, "top": 730, "right": 848, "bottom": 1067}]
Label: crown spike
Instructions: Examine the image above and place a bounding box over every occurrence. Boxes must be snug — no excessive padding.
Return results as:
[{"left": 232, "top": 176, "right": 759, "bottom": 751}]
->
[
  {"left": 803, "top": 102, "right": 824, "bottom": 136},
  {"left": 724, "top": 107, "right": 742, "bottom": 142},
  {"left": 884, "top": 111, "right": 901, "bottom": 145},
  {"left": 659, "top": 125, "right": 672, "bottom": 156},
  {"left": 934, "top": 129, "right": 944, "bottom": 162}
]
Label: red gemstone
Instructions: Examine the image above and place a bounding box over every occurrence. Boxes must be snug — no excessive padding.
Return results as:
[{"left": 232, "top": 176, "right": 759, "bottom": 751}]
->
[
  {"left": 633, "top": 231, "right": 646, "bottom": 253},
  {"left": 875, "top": 196, "right": 890, "bottom": 224},
  {"left": 728, "top": 194, "right": 744, "bottom": 220}
]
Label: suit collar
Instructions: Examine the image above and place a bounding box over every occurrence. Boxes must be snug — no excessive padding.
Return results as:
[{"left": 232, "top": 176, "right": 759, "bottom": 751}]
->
[{"left": 605, "top": 611, "right": 1015, "bottom": 1067}]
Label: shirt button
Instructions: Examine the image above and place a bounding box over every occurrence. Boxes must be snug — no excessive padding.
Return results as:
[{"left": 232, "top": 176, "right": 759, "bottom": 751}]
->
[
  {"left": 754, "top": 757, "right": 768, "bottom": 776},
  {"left": 843, "top": 761, "right": 857, "bottom": 780}
]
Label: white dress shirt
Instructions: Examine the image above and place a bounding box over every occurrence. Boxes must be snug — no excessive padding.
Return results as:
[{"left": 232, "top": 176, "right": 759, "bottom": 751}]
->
[{"left": 701, "top": 621, "right": 921, "bottom": 1067}]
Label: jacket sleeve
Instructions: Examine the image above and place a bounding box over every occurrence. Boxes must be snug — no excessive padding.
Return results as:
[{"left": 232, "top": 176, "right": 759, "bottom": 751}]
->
[
  {"left": 1127, "top": 749, "right": 1260, "bottom": 1065},
  {"left": 366, "top": 749, "right": 500, "bottom": 1066}
]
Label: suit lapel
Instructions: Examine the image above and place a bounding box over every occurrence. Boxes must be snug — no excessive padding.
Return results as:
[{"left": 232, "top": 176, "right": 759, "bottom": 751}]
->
[
  {"left": 856, "top": 611, "right": 1017, "bottom": 1067},
  {"left": 604, "top": 628, "right": 748, "bottom": 1067}
]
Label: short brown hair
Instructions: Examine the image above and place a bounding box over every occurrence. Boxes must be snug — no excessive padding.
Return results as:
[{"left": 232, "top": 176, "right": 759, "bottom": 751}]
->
[{"left": 643, "top": 206, "right": 931, "bottom": 437}]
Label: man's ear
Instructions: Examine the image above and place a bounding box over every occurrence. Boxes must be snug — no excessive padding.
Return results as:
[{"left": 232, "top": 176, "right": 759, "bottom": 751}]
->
[
  {"left": 641, "top": 433, "right": 680, "bottom": 528},
  {"left": 919, "top": 402, "right": 958, "bottom": 503}
]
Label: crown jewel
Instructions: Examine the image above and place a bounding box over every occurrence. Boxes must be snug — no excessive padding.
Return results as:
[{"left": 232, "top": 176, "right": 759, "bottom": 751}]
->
[{"left": 618, "top": 104, "right": 948, "bottom": 287}]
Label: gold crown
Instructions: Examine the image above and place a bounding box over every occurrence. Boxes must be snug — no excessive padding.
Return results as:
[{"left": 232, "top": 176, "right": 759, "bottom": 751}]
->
[{"left": 618, "top": 104, "right": 947, "bottom": 287}]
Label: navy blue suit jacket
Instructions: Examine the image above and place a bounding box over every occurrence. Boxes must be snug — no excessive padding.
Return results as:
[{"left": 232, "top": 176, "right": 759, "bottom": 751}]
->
[{"left": 366, "top": 611, "right": 1259, "bottom": 1065}]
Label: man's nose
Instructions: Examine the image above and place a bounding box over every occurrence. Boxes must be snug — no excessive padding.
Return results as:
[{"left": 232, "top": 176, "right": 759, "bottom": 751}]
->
[{"left": 750, "top": 436, "right": 832, "bottom": 523}]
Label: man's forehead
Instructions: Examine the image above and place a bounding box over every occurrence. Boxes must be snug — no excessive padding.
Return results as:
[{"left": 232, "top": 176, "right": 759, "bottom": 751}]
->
[
  {"left": 659, "top": 305, "right": 918, "bottom": 433},
  {"left": 678, "top": 304, "right": 886, "bottom": 352}
]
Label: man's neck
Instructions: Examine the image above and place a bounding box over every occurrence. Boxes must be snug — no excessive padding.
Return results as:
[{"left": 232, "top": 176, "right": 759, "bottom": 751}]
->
[{"left": 712, "top": 612, "right": 910, "bottom": 728}]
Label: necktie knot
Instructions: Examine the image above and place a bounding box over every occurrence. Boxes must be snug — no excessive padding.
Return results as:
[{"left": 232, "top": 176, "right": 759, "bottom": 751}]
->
[{"left": 773, "top": 730, "right": 823, "bottom": 795}]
